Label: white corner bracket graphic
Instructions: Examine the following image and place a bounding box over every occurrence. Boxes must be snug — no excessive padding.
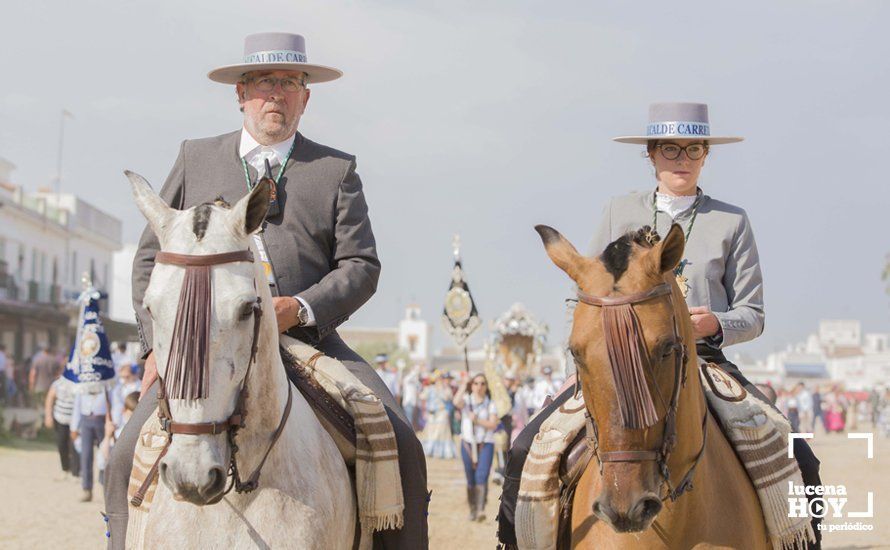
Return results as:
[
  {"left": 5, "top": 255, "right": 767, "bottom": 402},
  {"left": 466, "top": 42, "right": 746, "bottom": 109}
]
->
[
  {"left": 788, "top": 433, "right": 814, "bottom": 458},
  {"left": 847, "top": 432, "right": 874, "bottom": 459}
]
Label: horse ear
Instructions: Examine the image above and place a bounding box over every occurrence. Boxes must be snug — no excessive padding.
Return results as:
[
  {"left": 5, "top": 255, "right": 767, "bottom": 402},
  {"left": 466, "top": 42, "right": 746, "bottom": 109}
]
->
[
  {"left": 655, "top": 223, "right": 686, "bottom": 274},
  {"left": 126, "top": 170, "right": 173, "bottom": 239},
  {"left": 231, "top": 179, "right": 271, "bottom": 236},
  {"left": 535, "top": 224, "right": 584, "bottom": 281}
]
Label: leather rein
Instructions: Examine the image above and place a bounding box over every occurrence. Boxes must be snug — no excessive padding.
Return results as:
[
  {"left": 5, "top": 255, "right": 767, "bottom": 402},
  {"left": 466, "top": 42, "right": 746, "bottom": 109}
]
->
[
  {"left": 153, "top": 249, "right": 292, "bottom": 496},
  {"left": 576, "top": 282, "right": 708, "bottom": 502}
]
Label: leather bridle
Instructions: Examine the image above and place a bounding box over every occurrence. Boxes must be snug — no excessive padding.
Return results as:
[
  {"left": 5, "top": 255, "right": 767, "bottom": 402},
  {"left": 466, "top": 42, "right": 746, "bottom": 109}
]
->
[
  {"left": 576, "top": 282, "right": 708, "bottom": 502},
  {"left": 151, "top": 249, "right": 291, "bottom": 497}
]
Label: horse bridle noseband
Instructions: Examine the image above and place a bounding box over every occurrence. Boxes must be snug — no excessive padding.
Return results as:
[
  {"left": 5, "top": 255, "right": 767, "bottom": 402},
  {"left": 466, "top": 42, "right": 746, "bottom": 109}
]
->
[
  {"left": 576, "top": 282, "right": 708, "bottom": 503},
  {"left": 138, "top": 249, "right": 292, "bottom": 502}
]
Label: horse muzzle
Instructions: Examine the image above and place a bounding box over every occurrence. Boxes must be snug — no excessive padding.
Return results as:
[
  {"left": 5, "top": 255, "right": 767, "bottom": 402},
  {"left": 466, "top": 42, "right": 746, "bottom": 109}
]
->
[
  {"left": 159, "top": 439, "right": 229, "bottom": 505},
  {"left": 592, "top": 491, "right": 663, "bottom": 533}
]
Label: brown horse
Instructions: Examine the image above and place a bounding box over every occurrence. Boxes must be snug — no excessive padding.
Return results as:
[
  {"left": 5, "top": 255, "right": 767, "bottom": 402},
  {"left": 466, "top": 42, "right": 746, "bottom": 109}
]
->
[{"left": 535, "top": 223, "right": 769, "bottom": 549}]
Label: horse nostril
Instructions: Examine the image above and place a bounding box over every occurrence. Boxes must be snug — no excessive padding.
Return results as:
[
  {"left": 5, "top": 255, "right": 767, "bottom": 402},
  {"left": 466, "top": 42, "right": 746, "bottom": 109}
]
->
[
  {"left": 592, "top": 498, "right": 617, "bottom": 524},
  {"left": 205, "top": 466, "right": 226, "bottom": 496},
  {"left": 632, "top": 495, "right": 663, "bottom": 523},
  {"left": 159, "top": 461, "right": 168, "bottom": 481}
]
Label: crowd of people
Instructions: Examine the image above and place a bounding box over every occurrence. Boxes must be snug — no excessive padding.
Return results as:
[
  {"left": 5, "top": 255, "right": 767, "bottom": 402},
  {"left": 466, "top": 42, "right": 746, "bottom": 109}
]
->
[
  {"left": 372, "top": 353, "right": 567, "bottom": 522},
  {"left": 1, "top": 342, "right": 143, "bottom": 502},
  {"left": 772, "top": 381, "right": 890, "bottom": 436}
]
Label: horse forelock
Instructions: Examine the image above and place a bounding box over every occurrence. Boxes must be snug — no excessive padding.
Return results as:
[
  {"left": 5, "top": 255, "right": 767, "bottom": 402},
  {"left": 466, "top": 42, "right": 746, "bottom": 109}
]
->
[{"left": 599, "top": 227, "right": 657, "bottom": 283}]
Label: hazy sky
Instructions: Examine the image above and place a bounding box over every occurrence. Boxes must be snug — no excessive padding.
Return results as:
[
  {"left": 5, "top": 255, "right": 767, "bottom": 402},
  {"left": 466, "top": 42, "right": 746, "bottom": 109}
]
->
[{"left": 2, "top": 1, "right": 888, "bottom": 359}]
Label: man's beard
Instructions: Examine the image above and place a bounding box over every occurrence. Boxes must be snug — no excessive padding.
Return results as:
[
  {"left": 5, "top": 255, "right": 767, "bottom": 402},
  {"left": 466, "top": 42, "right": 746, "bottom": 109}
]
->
[{"left": 246, "top": 113, "right": 299, "bottom": 144}]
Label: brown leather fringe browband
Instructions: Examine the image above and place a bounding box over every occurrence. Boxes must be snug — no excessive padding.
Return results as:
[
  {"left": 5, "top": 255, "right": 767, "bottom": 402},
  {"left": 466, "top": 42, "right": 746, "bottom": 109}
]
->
[
  {"left": 601, "top": 303, "right": 659, "bottom": 429},
  {"left": 156, "top": 250, "right": 254, "bottom": 400}
]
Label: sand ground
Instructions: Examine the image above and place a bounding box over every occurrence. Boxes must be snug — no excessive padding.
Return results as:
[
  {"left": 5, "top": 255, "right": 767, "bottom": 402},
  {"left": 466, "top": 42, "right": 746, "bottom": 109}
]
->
[{"left": 0, "top": 426, "right": 887, "bottom": 549}]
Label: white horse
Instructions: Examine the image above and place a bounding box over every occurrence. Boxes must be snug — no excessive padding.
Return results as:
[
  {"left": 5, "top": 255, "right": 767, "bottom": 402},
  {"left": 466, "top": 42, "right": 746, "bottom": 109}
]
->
[{"left": 128, "top": 172, "right": 355, "bottom": 548}]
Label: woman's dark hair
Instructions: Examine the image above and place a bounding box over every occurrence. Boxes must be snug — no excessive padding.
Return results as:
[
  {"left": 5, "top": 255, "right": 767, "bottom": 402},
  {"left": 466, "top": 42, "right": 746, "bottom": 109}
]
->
[{"left": 467, "top": 373, "right": 491, "bottom": 400}]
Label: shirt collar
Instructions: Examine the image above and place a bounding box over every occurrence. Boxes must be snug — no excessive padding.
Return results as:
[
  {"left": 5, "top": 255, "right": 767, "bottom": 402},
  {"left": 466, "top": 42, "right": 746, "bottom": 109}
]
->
[{"left": 239, "top": 127, "right": 295, "bottom": 165}]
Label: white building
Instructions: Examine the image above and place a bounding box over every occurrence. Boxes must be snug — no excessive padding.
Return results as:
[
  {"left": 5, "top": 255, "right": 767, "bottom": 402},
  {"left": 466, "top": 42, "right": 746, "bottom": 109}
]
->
[
  {"left": 398, "top": 304, "right": 429, "bottom": 363},
  {"left": 111, "top": 243, "right": 137, "bottom": 322},
  {"left": 0, "top": 158, "right": 124, "bottom": 361},
  {"left": 741, "top": 320, "right": 890, "bottom": 390}
]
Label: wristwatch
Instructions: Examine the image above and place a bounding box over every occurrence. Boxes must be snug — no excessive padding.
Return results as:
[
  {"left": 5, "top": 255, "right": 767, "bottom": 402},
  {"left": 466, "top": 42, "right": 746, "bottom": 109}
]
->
[{"left": 296, "top": 301, "right": 310, "bottom": 327}]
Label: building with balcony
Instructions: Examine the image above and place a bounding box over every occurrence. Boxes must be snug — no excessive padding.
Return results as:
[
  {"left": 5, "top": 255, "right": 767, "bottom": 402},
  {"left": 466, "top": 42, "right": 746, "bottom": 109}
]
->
[{"left": 0, "top": 157, "right": 126, "bottom": 362}]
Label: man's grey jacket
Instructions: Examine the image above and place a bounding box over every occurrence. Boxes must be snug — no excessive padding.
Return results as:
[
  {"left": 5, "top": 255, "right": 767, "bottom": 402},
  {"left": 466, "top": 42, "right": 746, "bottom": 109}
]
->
[{"left": 132, "top": 130, "right": 380, "bottom": 354}]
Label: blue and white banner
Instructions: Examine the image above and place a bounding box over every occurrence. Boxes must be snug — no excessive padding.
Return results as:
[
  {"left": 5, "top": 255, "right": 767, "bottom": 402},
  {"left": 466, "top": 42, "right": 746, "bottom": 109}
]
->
[{"left": 63, "top": 286, "right": 115, "bottom": 392}]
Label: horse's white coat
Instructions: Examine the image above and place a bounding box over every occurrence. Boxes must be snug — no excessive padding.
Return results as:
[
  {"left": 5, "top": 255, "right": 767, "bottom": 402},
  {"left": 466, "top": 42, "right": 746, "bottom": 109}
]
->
[{"left": 129, "top": 172, "right": 355, "bottom": 548}]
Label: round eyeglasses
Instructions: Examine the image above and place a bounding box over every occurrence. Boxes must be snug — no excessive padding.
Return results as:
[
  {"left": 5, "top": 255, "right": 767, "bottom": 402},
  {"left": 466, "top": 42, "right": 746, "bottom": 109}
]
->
[
  {"left": 656, "top": 143, "right": 708, "bottom": 161},
  {"left": 247, "top": 76, "right": 307, "bottom": 93}
]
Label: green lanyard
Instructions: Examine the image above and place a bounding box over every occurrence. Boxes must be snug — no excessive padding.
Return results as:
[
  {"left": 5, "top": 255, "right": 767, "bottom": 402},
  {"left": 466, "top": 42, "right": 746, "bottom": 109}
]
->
[
  {"left": 651, "top": 189, "right": 702, "bottom": 280},
  {"left": 241, "top": 137, "right": 297, "bottom": 190}
]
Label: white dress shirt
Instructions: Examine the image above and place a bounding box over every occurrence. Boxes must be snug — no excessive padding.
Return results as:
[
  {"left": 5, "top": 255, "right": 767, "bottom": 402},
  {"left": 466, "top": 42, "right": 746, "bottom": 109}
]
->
[
  {"left": 655, "top": 191, "right": 697, "bottom": 220},
  {"left": 239, "top": 128, "right": 316, "bottom": 326}
]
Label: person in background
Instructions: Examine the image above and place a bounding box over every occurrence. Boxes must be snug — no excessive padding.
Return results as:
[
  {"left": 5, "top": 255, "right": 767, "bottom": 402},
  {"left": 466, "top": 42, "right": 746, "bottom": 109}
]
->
[
  {"left": 30, "top": 345, "right": 56, "bottom": 406},
  {"left": 0, "top": 344, "right": 7, "bottom": 405},
  {"left": 453, "top": 373, "right": 499, "bottom": 522},
  {"left": 110, "top": 365, "right": 141, "bottom": 428},
  {"left": 531, "top": 366, "right": 560, "bottom": 412},
  {"left": 111, "top": 343, "right": 131, "bottom": 376},
  {"left": 421, "top": 371, "right": 456, "bottom": 459},
  {"left": 70, "top": 387, "right": 108, "bottom": 502},
  {"left": 401, "top": 364, "right": 421, "bottom": 430},
  {"left": 374, "top": 354, "right": 401, "bottom": 404},
  {"left": 99, "top": 392, "right": 140, "bottom": 485},
  {"left": 44, "top": 366, "right": 80, "bottom": 480}
]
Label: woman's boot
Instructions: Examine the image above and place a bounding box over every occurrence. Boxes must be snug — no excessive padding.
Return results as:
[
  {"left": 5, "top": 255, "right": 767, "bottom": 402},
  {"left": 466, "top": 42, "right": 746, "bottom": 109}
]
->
[
  {"left": 467, "top": 486, "right": 478, "bottom": 521},
  {"left": 475, "top": 484, "right": 488, "bottom": 522}
]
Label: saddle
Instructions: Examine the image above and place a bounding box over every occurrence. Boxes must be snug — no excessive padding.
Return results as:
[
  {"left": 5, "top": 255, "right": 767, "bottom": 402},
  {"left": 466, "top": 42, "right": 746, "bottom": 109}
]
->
[{"left": 280, "top": 347, "right": 357, "bottom": 462}]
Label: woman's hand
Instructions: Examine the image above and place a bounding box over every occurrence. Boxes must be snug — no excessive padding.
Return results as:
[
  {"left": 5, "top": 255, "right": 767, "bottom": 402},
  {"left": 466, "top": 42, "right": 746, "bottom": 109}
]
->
[
  {"left": 689, "top": 307, "right": 721, "bottom": 339},
  {"left": 467, "top": 412, "right": 478, "bottom": 424}
]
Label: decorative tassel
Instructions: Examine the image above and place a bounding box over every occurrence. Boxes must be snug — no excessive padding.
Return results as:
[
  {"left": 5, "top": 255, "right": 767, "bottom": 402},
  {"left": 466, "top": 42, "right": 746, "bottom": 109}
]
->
[
  {"left": 601, "top": 304, "right": 659, "bottom": 429},
  {"left": 165, "top": 265, "right": 212, "bottom": 400}
]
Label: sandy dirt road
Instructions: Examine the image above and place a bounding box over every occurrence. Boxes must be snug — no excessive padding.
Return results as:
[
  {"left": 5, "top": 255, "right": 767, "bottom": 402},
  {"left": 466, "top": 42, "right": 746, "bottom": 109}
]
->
[{"left": 0, "top": 431, "right": 887, "bottom": 549}]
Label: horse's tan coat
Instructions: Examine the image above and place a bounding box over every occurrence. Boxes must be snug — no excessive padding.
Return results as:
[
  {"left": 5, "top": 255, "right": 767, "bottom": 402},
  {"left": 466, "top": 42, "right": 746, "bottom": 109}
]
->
[{"left": 535, "top": 225, "right": 769, "bottom": 549}]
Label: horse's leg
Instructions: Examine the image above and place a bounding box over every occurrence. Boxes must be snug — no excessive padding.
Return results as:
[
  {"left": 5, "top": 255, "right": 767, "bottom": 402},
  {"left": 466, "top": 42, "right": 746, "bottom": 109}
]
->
[
  {"left": 104, "top": 379, "right": 159, "bottom": 550},
  {"left": 318, "top": 334, "right": 430, "bottom": 548}
]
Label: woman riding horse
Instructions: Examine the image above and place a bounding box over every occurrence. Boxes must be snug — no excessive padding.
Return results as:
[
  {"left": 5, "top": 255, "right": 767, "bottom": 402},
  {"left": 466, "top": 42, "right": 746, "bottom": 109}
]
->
[{"left": 498, "top": 102, "right": 822, "bottom": 548}]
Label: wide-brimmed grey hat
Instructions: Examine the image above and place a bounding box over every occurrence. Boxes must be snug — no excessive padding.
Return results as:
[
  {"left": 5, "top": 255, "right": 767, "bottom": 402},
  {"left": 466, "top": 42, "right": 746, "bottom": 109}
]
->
[
  {"left": 613, "top": 102, "right": 743, "bottom": 145},
  {"left": 208, "top": 32, "right": 342, "bottom": 85}
]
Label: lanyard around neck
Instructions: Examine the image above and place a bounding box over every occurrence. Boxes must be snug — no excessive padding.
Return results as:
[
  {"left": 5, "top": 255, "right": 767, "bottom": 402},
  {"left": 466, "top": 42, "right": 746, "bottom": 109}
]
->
[{"left": 241, "top": 137, "right": 297, "bottom": 190}]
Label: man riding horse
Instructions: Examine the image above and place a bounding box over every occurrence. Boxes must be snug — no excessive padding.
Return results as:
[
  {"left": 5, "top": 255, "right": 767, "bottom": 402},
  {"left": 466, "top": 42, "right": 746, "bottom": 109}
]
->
[{"left": 105, "top": 32, "right": 429, "bottom": 549}]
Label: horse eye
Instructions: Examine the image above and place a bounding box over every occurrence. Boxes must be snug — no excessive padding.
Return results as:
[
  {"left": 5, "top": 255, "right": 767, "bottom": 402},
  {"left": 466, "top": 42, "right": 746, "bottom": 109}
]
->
[{"left": 239, "top": 302, "right": 254, "bottom": 320}]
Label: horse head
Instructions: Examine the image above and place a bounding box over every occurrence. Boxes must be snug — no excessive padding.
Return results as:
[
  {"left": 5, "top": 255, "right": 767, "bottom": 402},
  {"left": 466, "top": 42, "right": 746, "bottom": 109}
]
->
[
  {"left": 128, "top": 171, "right": 271, "bottom": 505},
  {"left": 536, "top": 223, "right": 704, "bottom": 533}
]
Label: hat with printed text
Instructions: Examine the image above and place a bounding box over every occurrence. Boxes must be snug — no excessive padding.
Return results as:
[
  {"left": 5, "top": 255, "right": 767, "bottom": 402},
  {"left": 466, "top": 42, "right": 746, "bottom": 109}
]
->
[{"left": 208, "top": 32, "right": 342, "bottom": 85}]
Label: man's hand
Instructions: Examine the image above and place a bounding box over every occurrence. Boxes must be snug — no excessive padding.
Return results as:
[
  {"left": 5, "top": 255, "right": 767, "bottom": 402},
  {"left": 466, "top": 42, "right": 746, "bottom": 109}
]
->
[
  {"left": 689, "top": 306, "right": 721, "bottom": 339},
  {"left": 272, "top": 296, "right": 302, "bottom": 333},
  {"left": 70, "top": 430, "right": 79, "bottom": 441},
  {"left": 140, "top": 351, "right": 158, "bottom": 395}
]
